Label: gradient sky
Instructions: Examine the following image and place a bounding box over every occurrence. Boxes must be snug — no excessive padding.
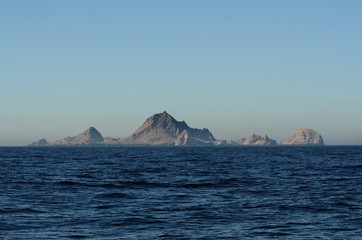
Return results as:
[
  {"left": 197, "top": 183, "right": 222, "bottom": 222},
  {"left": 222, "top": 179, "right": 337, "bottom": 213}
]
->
[{"left": 1, "top": 0, "right": 361, "bottom": 145}]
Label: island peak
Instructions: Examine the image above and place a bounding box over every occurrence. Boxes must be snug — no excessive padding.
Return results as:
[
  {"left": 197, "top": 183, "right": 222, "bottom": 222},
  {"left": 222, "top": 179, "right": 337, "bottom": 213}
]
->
[
  {"left": 120, "top": 111, "right": 226, "bottom": 146},
  {"left": 54, "top": 126, "right": 104, "bottom": 145}
]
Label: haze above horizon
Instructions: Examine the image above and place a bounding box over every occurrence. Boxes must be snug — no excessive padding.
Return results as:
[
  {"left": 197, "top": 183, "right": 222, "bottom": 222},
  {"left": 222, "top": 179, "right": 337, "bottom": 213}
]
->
[{"left": 1, "top": 0, "right": 361, "bottom": 146}]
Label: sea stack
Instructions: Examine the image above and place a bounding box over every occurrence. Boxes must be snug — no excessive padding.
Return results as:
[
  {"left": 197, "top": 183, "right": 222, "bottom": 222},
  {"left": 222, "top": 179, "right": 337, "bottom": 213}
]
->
[
  {"left": 120, "top": 111, "right": 226, "bottom": 146},
  {"left": 231, "top": 134, "right": 278, "bottom": 146},
  {"left": 54, "top": 127, "right": 104, "bottom": 145},
  {"left": 282, "top": 128, "right": 324, "bottom": 145}
]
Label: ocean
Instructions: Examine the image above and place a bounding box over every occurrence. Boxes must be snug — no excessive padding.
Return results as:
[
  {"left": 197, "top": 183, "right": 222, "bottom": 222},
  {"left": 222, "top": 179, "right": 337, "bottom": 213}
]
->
[{"left": 1, "top": 146, "right": 362, "bottom": 239}]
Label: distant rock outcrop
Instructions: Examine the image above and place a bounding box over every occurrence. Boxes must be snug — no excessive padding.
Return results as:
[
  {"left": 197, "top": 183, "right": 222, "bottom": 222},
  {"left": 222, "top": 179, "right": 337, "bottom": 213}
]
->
[
  {"left": 282, "top": 128, "right": 324, "bottom": 145},
  {"left": 120, "top": 111, "right": 226, "bottom": 146},
  {"left": 231, "top": 134, "right": 278, "bottom": 146},
  {"left": 29, "top": 138, "right": 49, "bottom": 146},
  {"left": 54, "top": 127, "right": 104, "bottom": 145},
  {"left": 103, "top": 137, "right": 121, "bottom": 145}
]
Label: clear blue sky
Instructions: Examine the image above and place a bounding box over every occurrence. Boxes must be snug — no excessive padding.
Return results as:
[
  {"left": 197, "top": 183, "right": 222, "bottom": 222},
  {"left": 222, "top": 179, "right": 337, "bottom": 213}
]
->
[{"left": 1, "top": 0, "right": 361, "bottom": 145}]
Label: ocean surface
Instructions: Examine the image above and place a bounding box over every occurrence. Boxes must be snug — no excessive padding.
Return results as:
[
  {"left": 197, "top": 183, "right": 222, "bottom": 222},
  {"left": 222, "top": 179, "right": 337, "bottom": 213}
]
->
[{"left": 1, "top": 146, "right": 362, "bottom": 239}]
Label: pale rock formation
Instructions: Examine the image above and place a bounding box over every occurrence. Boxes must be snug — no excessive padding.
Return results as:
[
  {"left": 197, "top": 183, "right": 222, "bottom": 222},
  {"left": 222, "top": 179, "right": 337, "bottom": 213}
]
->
[
  {"left": 29, "top": 138, "right": 49, "bottom": 146},
  {"left": 231, "top": 134, "right": 278, "bottom": 146},
  {"left": 103, "top": 137, "right": 122, "bottom": 145},
  {"left": 54, "top": 127, "right": 104, "bottom": 145},
  {"left": 120, "top": 111, "right": 226, "bottom": 146},
  {"left": 282, "top": 128, "right": 324, "bottom": 145}
]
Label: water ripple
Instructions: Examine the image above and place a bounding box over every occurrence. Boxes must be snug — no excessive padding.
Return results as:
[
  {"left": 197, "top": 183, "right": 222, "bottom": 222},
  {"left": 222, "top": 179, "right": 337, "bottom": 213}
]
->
[{"left": 0, "top": 146, "right": 362, "bottom": 239}]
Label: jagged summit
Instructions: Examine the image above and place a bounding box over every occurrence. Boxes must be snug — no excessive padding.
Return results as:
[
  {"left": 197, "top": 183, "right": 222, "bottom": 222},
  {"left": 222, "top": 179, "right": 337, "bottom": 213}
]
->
[
  {"left": 54, "top": 126, "right": 104, "bottom": 145},
  {"left": 282, "top": 128, "right": 324, "bottom": 145},
  {"left": 133, "top": 111, "right": 188, "bottom": 137},
  {"left": 121, "top": 111, "right": 225, "bottom": 146}
]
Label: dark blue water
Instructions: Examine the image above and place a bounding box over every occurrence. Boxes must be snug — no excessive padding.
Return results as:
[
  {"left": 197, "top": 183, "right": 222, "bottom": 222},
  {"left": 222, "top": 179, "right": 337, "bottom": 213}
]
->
[{"left": 1, "top": 146, "right": 362, "bottom": 239}]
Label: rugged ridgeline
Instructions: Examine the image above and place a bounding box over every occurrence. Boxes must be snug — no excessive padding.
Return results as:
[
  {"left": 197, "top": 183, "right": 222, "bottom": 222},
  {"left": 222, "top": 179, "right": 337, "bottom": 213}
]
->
[
  {"left": 53, "top": 127, "right": 104, "bottom": 145},
  {"left": 281, "top": 128, "right": 324, "bottom": 146},
  {"left": 120, "top": 111, "right": 226, "bottom": 146},
  {"left": 231, "top": 134, "right": 278, "bottom": 146},
  {"left": 28, "top": 113, "right": 325, "bottom": 147},
  {"left": 29, "top": 112, "right": 226, "bottom": 146}
]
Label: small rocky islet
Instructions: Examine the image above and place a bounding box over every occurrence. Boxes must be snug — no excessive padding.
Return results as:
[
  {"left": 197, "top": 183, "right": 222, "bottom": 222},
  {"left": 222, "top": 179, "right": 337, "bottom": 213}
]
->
[
  {"left": 281, "top": 128, "right": 324, "bottom": 146},
  {"left": 29, "top": 111, "right": 325, "bottom": 146},
  {"left": 230, "top": 134, "right": 278, "bottom": 146}
]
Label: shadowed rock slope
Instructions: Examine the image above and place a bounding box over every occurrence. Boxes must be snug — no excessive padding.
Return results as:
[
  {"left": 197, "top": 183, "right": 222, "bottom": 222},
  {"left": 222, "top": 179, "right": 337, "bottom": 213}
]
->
[{"left": 120, "top": 111, "right": 226, "bottom": 146}]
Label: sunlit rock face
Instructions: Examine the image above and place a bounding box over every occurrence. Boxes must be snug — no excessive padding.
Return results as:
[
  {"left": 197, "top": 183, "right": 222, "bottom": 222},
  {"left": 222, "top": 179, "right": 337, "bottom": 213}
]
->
[
  {"left": 120, "top": 111, "right": 226, "bottom": 146},
  {"left": 54, "top": 127, "right": 104, "bottom": 145},
  {"left": 281, "top": 128, "right": 324, "bottom": 145},
  {"left": 231, "top": 134, "right": 278, "bottom": 146},
  {"left": 29, "top": 138, "right": 49, "bottom": 146}
]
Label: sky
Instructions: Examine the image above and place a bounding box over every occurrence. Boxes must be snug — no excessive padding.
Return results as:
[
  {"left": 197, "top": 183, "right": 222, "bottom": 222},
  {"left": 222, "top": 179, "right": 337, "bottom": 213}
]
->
[{"left": 1, "top": 0, "right": 361, "bottom": 145}]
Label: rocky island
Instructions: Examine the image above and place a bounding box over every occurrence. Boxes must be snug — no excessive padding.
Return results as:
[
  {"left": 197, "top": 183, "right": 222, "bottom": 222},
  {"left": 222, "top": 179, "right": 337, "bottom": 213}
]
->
[
  {"left": 28, "top": 112, "right": 326, "bottom": 147},
  {"left": 231, "top": 134, "right": 278, "bottom": 146},
  {"left": 54, "top": 127, "right": 104, "bottom": 145},
  {"left": 281, "top": 128, "right": 324, "bottom": 146},
  {"left": 29, "top": 138, "right": 49, "bottom": 146},
  {"left": 30, "top": 111, "right": 226, "bottom": 146},
  {"left": 119, "top": 111, "right": 226, "bottom": 146}
]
